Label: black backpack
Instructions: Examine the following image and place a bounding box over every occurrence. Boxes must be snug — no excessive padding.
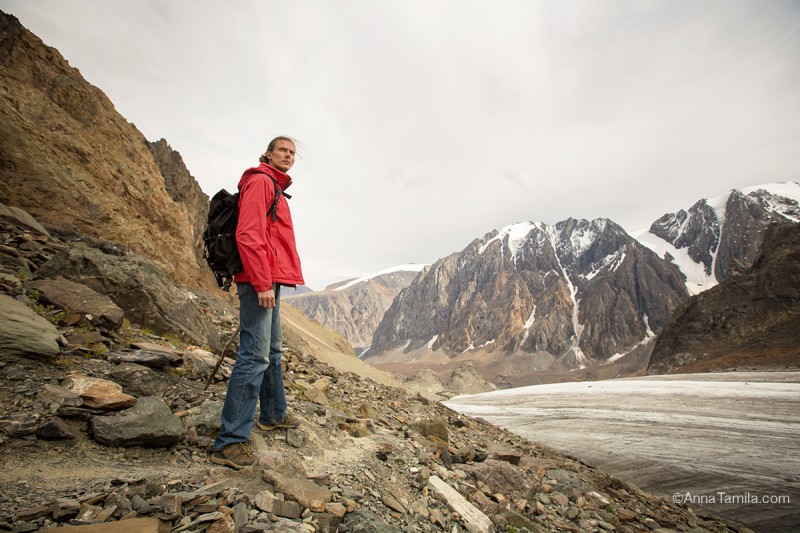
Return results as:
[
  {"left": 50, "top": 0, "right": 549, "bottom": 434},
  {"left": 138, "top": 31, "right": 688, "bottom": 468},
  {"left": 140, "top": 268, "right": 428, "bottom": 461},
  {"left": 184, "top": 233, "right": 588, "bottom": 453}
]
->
[{"left": 203, "top": 178, "right": 289, "bottom": 291}]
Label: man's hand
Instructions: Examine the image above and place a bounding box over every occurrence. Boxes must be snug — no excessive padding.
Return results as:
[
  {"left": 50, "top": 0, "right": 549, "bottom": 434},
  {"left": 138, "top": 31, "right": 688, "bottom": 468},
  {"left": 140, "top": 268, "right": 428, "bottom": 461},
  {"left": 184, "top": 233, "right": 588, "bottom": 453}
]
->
[{"left": 257, "top": 289, "right": 276, "bottom": 308}]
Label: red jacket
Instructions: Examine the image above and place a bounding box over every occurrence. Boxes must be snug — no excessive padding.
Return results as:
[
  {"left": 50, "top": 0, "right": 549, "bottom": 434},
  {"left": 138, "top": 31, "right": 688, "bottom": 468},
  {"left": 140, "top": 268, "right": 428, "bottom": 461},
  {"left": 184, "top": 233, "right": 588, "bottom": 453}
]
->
[{"left": 233, "top": 163, "right": 304, "bottom": 292}]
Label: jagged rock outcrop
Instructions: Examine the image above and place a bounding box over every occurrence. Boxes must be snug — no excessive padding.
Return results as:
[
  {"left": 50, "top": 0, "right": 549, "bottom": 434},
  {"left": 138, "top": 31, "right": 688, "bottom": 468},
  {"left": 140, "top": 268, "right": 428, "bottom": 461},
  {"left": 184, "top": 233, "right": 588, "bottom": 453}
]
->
[
  {"left": 368, "top": 219, "right": 687, "bottom": 384},
  {"left": 0, "top": 11, "right": 211, "bottom": 289},
  {"left": 640, "top": 182, "right": 800, "bottom": 290},
  {"left": 648, "top": 223, "right": 800, "bottom": 374},
  {"left": 146, "top": 139, "right": 209, "bottom": 266},
  {"left": 286, "top": 268, "right": 422, "bottom": 351}
]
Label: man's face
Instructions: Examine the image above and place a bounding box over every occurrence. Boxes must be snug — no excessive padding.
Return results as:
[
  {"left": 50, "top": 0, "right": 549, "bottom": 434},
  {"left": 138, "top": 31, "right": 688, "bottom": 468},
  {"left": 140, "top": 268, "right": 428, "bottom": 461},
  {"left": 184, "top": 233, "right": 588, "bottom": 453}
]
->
[{"left": 268, "top": 140, "right": 296, "bottom": 173}]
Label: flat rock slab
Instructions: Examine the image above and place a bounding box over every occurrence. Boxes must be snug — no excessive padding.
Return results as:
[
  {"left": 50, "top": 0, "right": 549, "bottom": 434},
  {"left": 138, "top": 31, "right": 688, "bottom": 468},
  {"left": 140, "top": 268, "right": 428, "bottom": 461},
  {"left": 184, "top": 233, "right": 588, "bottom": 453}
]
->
[
  {"left": 427, "top": 475, "right": 494, "bottom": 532},
  {"left": 0, "top": 293, "right": 62, "bottom": 360},
  {"left": 131, "top": 342, "right": 181, "bottom": 355},
  {"left": 59, "top": 518, "right": 170, "bottom": 532},
  {"left": 0, "top": 202, "right": 51, "bottom": 236},
  {"left": 25, "top": 277, "right": 124, "bottom": 330},
  {"left": 108, "top": 349, "right": 182, "bottom": 368},
  {"left": 62, "top": 372, "right": 136, "bottom": 411}
]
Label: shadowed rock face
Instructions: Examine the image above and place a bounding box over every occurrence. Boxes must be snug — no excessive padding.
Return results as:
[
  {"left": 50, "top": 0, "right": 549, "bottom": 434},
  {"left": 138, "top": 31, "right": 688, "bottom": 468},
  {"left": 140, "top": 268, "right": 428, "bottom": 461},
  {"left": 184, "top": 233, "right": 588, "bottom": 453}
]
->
[
  {"left": 369, "top": 218, "right": 688, "bottom": 371},
  {"left": 36, "top": 243, "right": 224, "bottom": 350},
  {"left": 0, "top": 12, "right": 212, "bottom": 289},
  {"left": 648, "top": 223, "right": 800, "bottom": 374}
]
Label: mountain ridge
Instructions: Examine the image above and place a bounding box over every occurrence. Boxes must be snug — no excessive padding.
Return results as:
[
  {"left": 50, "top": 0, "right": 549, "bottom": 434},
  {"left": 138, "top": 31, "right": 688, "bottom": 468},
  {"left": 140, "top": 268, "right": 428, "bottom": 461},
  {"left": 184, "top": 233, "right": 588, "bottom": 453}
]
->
[
  {"left": 635, "top": 181, "right": 800, "bottom": 294},
  {"left": 358, "top": 182, "right": 799, "bottom": 386},
  {"left": 364, "top": 216, "right": 688, "bottom": 387}
]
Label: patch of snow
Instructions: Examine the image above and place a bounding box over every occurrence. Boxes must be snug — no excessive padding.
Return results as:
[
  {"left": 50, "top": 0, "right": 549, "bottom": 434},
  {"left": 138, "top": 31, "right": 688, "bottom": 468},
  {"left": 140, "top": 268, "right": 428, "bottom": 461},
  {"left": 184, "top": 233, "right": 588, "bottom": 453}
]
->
[
  {"left": 478, "top": 221, "right": 538, "bottom": 259},
  {"left": 523, "top": 305, "right": 537, "bottom": 329},
  {"left": 705, "top": 193, "right": 729, "bottom": 227},
  {"left": 334, "top": 263, "right": 427, "bottom": 292},
  {"left": 546, "top": 226, "right": 588, "bottom": 368},
  {"left": 427, "top": 334, "right": 438, "bottom": 349},
  {"left": 632, "top": 230, "right": 718, "bottom": 294},
  {"left": 606, "top": 352, "right": 626, "bottom": 363},
  {"left": 520, "top": 304, "right": 537, "bottom": 345},
  {"left": 741, "top": 181, "right": 800, "bottom": 202},
  {"left": 569, "top": 223, "right": 601, "bottom": 258},
  {"left": 584, "top": 247, "right": 626, "bottom": 280},
  {"left": 643, "top": 314, "right": 655, "bottom": 338},
  {"left": 466, "top": 339, "right": 495, "bottom": 351},
  {"left": 744, "top": 182, "right": 800, "bottom": 222}
]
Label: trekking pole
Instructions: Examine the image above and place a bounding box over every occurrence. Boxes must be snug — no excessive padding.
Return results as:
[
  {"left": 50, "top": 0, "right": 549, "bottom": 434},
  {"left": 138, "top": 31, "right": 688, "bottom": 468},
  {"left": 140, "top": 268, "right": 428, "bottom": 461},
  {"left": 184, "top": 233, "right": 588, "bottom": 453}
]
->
[{"left": 204, "top": 324, "right": 240, "bottom": 391}]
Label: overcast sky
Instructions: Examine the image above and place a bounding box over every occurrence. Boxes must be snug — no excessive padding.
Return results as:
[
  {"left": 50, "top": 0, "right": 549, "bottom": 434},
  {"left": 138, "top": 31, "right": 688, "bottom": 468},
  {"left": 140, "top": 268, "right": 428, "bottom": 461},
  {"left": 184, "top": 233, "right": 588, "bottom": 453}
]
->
[{"left": 3, "top": 1, "right": 799, "bottom": 290}]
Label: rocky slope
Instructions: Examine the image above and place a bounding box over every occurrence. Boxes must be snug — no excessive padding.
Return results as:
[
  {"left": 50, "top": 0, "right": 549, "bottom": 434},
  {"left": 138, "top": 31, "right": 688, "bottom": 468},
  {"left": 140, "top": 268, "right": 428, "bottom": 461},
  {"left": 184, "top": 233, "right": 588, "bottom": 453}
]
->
[
  {"left": 286, "top": 266, "right": 424, "bottom": 353},
  {"left": 367, "top": 218, "right": 687, "bottom": 387},
  {"left": 0, "top": 211, "right": 744, "bottom": 533},
  {"left": 0, "top": 11, "right": 213, "bottom": 289},
  {"left": 636, "top": 182, "right": 800, "bottom": 294},
  {"left": 647, "top": 223, "right": 800, "bottom": 374}
]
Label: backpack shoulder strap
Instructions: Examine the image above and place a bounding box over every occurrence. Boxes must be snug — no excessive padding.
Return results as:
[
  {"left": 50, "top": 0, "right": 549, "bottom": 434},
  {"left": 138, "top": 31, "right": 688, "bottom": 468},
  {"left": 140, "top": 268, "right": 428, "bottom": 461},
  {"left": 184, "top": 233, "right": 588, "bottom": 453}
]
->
[{"left": 266, "top": 177, "right": 292, "bottom": 221}]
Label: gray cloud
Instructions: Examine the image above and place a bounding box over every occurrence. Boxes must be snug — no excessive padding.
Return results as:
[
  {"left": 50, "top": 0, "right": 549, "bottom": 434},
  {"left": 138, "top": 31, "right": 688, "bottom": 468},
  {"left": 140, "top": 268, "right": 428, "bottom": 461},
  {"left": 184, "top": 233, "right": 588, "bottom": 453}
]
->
[{"left": 2, "top": 0, "right": 798, "bottom": 289}]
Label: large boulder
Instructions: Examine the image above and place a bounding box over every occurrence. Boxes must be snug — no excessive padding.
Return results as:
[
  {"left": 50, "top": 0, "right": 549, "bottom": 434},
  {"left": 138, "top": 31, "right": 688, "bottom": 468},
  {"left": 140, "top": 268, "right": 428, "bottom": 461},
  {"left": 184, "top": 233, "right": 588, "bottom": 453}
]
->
[
  {"left": 25, "top": 277, "right": 124, "bottom": 330},
  {"left": 36, "top": 243, "right": 226, "bottom": 350},
  {"left": 90, "top": 396, "right": 185, "bottom": 447},
  {"left": 0, "top": 293, "right": 62, "bottom": 360}
]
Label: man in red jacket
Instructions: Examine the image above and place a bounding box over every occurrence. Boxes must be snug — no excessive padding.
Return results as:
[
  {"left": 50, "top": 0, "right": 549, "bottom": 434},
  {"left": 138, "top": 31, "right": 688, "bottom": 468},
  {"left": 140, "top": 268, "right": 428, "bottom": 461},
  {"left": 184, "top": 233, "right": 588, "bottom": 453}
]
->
[{"left": 212, "top": 136, "right": 304, "bottom": 469}]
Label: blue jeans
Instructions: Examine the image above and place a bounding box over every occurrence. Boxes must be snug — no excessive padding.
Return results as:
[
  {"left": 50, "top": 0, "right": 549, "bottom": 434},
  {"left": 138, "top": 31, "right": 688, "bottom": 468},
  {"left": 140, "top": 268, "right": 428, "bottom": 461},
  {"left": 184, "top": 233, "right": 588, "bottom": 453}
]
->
[{"left": 214, "top": 283, "right": 287, "bottom": 450}]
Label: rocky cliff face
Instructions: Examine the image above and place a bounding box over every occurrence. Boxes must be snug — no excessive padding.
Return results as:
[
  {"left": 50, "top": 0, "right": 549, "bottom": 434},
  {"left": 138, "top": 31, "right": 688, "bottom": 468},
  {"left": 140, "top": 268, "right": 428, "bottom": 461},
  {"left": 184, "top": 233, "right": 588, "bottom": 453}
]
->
[
  {"left": 0, "top": 11, "right": 212, "bottom": 289},
  {"left": 368, "top": 218, "right": 688, "bottom": 382},
  {"left": 146, "top": 139, "right": 209, "bottom": 267},
  {"left": 647, "top": 223, "right": 800, "bottom": 374},
  {"left": 638, "top": 182, "right": 800, "bottom": 292},
  {"left": 286, "top": 269, "right": 421, "bottom": 351}
]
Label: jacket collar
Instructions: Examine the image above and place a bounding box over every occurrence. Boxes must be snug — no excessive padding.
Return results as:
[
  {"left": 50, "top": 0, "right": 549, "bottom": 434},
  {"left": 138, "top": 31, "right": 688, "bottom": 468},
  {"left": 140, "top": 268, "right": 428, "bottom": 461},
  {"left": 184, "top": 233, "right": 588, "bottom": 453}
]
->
[{"left": 259, "top": 162, "right": 293, "bottom": 191}]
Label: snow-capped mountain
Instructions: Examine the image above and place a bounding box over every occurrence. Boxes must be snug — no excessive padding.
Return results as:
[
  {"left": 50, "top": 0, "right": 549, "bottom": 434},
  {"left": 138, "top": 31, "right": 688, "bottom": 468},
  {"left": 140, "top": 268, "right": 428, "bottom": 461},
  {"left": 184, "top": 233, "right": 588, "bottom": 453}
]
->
[
  {"left": 293, "top": 182, "right": 799, "bottom": 386},
  {"left": 634, "top": 182, "right": 800, "bottom": 294},
  {"left": 284, "top": 264, "right": 426, "bottom": 352},
  {"left": 366, "top": 218, "right": 688, "bottom": 384}
]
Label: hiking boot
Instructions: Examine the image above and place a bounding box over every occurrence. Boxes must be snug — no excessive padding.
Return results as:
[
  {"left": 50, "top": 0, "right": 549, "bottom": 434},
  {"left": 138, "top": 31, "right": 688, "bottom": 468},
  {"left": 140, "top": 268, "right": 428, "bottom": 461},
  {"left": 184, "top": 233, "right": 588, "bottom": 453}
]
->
[
  {"left": 256, "top": 413, "right": 301, "bottom": 431},
  {"left": 210, "top": 442, "right": 257, "bottom": 469}
]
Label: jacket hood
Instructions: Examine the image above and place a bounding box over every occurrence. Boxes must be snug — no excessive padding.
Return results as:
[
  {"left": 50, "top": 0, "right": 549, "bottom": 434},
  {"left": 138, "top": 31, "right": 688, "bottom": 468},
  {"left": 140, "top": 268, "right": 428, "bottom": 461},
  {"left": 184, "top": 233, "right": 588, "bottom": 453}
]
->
[{"left": 238, "top": 162, "right": 293, "bottom": 191}]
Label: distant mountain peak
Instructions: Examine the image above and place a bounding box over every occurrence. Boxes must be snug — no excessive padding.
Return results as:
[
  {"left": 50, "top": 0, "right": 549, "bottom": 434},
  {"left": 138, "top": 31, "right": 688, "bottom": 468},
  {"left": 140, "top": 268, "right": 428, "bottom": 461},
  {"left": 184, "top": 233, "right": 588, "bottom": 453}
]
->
[
  {"left": 637, "top": 181, "right": 800, "bottom": 293},
  {"left": 332, "top": 263, "right": 427, "bottom": 292},
  {"left": 286, "top": 264, "right": 427, "bottom": 351}
]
